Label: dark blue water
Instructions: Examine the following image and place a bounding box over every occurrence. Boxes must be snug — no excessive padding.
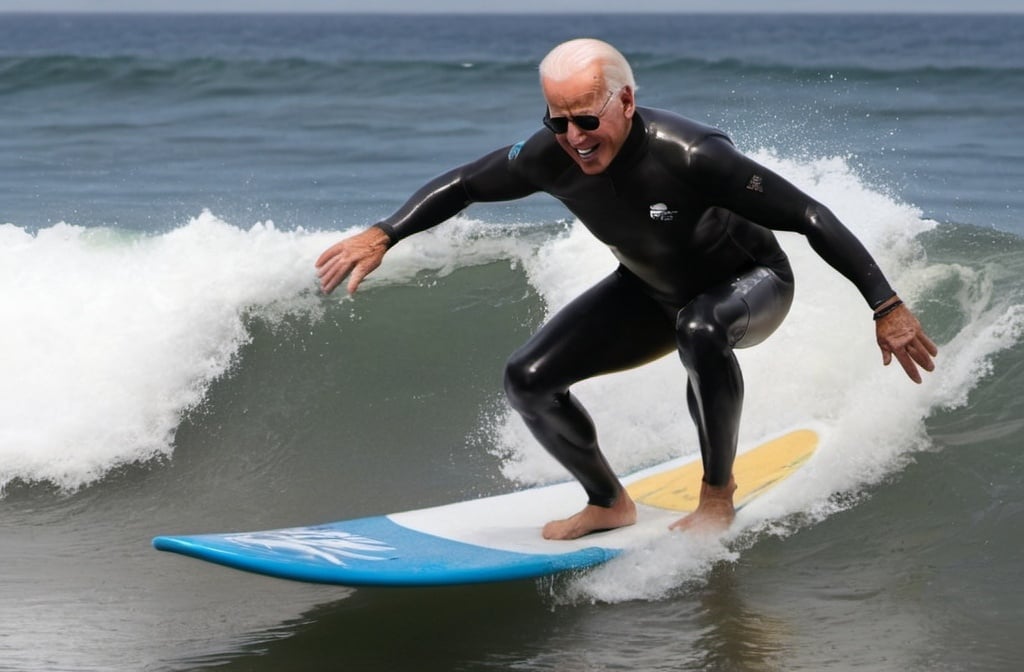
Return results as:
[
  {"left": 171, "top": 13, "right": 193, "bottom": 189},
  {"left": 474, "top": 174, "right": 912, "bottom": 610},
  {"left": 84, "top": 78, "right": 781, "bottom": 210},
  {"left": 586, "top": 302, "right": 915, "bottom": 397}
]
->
[
  {"left": 3, "top": 13, "right": 1022, "bottom": 233},
  {"left": 1, "top": 13, "right": 1022, "bottom": 672}
]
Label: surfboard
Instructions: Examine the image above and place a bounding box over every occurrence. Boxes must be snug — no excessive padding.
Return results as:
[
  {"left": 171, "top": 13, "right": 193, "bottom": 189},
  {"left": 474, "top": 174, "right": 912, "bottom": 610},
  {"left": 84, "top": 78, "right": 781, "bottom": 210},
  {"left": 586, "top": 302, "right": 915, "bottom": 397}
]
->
[{"left": 153, "top": 429, "right": 818, "bottom": 587}]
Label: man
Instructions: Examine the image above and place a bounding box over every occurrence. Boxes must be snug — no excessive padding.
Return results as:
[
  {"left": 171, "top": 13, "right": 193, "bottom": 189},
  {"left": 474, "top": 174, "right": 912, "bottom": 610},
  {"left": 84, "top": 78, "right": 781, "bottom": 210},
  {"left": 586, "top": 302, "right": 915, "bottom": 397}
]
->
[{"left": 316, "top": 39, "right": 937, "bottom": 540}]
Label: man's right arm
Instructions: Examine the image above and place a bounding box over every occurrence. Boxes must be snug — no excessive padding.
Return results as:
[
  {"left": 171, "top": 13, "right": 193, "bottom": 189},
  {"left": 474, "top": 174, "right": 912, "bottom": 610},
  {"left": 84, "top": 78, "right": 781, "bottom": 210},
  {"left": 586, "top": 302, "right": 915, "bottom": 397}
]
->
[
  {"left": 317, "top": 143, "right": 541, "bottom": 295},
  {"left": 375, "top": 145, "right": 541, "bottom": 245}
]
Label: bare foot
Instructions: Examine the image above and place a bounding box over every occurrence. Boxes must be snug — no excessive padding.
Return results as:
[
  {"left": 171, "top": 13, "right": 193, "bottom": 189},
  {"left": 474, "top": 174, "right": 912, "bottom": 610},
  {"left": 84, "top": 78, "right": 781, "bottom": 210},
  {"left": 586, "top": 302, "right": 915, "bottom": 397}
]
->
[
  {"left": 669, "top": 477, "right": 737, "bottom": 535},
  {"left": 542, "top": 492, "right": 637, "bottom": 540}
]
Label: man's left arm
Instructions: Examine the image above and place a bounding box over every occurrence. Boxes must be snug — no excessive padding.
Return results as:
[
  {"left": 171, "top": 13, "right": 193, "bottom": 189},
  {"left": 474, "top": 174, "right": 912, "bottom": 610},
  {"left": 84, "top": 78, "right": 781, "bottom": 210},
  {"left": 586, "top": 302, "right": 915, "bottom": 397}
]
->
[{"left": 692, "top": 136, "right": 938, "bottom": 382}]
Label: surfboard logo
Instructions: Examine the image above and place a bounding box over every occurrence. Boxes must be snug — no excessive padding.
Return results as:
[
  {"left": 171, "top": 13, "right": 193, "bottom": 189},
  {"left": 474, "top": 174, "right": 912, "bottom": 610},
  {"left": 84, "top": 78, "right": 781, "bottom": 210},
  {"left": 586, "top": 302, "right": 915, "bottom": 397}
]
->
[{"left": 223, "top": 529, "right": 396, "bottom": 566}]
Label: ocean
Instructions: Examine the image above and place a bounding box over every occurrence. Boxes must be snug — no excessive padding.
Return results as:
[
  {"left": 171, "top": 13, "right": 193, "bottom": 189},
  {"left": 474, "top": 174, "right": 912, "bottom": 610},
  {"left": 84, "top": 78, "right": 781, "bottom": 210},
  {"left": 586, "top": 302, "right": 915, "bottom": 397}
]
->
[{"left": 1, "top": 11, "right": 1022, "bottom": 672}]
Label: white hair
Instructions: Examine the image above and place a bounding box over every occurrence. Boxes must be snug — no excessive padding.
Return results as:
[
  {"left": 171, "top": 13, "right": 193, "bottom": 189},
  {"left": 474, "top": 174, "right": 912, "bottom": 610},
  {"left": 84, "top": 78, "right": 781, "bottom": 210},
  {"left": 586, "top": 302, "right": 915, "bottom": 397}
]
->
[{"left": 539, "top": 38, "right": 637, "bottom": 94}]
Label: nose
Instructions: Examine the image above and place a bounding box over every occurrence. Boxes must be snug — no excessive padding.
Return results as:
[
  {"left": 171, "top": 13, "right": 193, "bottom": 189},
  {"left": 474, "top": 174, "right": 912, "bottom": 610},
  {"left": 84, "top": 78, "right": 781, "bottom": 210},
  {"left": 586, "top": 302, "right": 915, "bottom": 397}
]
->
[{"left": 566, "top": 122, "right": 589, "bottom": 144}]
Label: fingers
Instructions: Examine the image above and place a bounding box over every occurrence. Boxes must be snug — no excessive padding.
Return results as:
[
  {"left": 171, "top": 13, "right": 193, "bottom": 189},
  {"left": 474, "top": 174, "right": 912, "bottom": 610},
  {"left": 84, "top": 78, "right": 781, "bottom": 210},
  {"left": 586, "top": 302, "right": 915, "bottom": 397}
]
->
[
  {"left": 314, "top": 242, "right": 347, "bottom": 293},
  {"left": 876, "top": 305, "right": 938, "bottom": 384},
  {"left": 317, "top": 255, "right": 375, "bottom": 295},
  {"left": 345, "top": 257, "right": 381, "bottom": 295},
  {"left": 879, "top": 333, "right": 938, "bottom": 384},
  {"left": 317, "top": 256, "right": 353, "bottom": 295},
  {"left": 892, "top": 345, "right": 924, "bottom": 384},
  {"left": 315, "top": 228, "right": 390, "bottom": 295},
  {"left": 920, "top": 332, "right": 940, "bottom": 358},
  {"left": 910, "top": 337, "right": 937, "bottom": 373},
  {"left": 314, "top": 243, "right": 358, "bottom": 294},
  {"left": 314, "top": 241, "right": 343, "bottom": 269}
]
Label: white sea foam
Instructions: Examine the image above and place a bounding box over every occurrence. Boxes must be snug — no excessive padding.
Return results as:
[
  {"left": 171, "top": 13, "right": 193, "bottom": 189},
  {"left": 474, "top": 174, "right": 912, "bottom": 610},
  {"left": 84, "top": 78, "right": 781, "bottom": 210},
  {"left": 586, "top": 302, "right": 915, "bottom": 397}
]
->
[
  {"left": 0, "top": 213, "right": 323, "bottom": 491},
  {"left": 0, "top": 210, "right": 533, "bottom": 493}
]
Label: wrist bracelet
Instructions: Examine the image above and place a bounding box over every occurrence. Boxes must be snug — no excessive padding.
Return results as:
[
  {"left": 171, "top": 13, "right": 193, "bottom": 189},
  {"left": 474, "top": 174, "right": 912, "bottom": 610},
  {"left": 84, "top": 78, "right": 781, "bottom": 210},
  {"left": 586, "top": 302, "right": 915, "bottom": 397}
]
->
[{"left": 873, "top": 299, "right": 904, "bottom": 321}]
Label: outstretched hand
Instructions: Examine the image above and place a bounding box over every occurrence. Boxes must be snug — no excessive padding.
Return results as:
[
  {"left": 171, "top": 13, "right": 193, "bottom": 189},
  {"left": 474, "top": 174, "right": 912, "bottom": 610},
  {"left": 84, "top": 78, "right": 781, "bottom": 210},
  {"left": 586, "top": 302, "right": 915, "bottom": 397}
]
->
[
  {"left": 875, "top": 300, "right": 938, "bottom": 384},
  {"left": 315, "top": 226, "right": 391, "bottom": 295}
]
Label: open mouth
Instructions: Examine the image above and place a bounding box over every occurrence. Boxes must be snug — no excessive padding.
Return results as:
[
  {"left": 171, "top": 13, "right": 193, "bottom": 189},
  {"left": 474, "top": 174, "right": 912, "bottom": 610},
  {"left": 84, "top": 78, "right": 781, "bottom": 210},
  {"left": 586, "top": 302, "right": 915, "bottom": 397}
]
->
[{"left": 576, "top": 145, "right": 598, "bottom": 158}]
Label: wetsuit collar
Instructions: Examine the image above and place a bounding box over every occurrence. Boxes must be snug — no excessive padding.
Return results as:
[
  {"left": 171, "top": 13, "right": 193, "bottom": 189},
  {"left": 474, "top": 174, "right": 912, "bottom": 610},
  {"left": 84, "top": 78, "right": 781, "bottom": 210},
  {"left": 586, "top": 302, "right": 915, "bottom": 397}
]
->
[{"left": 605, "top": 109, "right": 648, "bottom": 178}]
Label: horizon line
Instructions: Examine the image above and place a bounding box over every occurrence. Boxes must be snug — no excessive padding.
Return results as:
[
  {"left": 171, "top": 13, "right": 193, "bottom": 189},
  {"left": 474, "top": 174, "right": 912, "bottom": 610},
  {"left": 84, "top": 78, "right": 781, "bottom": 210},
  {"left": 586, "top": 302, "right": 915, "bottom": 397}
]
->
[{"left": 2, "top": 9, "right": 1022, "bottom": 15}]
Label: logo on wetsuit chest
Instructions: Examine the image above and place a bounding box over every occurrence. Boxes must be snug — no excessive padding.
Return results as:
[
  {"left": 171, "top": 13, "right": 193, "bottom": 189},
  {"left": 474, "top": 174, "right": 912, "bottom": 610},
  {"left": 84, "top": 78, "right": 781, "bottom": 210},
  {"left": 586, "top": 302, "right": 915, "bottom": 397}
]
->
[
  {"left": 649, "top": 202, "right": 677, "bottom": 222},
  {"left": 746, "top": 174, "right": 764, "bottom": 192}
]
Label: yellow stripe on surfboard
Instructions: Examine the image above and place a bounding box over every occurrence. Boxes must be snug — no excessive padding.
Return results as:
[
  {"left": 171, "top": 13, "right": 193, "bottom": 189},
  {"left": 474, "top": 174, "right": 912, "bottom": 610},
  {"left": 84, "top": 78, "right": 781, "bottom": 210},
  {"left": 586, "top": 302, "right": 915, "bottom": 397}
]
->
[{"left": 625, "top": 429, "right": 819, "bottom": 512}]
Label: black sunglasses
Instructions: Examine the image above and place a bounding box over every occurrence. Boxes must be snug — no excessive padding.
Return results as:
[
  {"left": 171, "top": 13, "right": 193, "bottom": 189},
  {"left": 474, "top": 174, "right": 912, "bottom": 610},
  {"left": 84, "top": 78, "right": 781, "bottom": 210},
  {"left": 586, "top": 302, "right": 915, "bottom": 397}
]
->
[{"left": 542, "top": 89, "right": 616, "bottom": 135}]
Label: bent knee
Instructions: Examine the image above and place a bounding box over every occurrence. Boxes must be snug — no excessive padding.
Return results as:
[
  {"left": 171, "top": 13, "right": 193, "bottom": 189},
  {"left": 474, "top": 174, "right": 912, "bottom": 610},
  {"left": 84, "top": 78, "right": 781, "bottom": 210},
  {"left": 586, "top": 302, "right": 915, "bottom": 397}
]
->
[
  {"left": 676, "top": 299, "right": 737, "bottom": 353},
  {"left": 503, "top": 353, "right": 548, "bottom": 412}
]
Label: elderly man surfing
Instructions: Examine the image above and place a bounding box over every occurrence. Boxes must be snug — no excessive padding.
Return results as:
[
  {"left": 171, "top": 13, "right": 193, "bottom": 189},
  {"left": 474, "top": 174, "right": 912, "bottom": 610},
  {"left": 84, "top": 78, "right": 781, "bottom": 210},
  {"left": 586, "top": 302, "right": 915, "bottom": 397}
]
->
[{"left": 316, "top": 39, "right": 937, "bottom": 540}]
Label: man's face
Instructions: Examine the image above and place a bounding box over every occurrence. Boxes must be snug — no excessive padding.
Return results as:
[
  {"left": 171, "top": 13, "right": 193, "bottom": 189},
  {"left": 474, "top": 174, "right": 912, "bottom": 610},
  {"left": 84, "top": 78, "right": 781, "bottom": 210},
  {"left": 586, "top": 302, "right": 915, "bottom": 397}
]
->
[{"left": 541, "top": 64, "right": 635, "bottom": 175}]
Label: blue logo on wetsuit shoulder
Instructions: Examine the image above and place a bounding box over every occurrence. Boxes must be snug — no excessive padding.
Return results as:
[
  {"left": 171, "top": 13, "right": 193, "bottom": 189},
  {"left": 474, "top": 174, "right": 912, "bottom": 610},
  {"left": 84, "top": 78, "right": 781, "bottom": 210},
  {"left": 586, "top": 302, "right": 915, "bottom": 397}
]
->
[{"left": 508, "top": 140, "right": 526, "bottom": 161}]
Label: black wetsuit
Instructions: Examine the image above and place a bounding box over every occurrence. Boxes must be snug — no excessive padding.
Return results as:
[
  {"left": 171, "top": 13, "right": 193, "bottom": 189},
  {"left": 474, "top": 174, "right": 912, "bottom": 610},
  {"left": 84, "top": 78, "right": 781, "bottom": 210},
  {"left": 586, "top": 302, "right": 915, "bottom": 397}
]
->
[{"left": 376, "top": 107, "right": 895, "bottom": 506}]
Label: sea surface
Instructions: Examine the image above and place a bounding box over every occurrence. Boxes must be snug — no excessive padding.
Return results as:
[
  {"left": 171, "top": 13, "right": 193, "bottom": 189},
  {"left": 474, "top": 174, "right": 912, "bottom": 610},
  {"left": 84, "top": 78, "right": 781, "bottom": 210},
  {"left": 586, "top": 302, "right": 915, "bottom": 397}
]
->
[{"left": 1, "top": 12, "right": 1023, "bottom": 672}]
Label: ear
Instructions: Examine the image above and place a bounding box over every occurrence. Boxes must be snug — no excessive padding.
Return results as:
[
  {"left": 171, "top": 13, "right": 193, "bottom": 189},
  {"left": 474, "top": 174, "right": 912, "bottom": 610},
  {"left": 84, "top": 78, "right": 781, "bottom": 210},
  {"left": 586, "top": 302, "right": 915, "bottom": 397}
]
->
[{"left": 620, "top": 86, "right": 636, "bottom": 118}]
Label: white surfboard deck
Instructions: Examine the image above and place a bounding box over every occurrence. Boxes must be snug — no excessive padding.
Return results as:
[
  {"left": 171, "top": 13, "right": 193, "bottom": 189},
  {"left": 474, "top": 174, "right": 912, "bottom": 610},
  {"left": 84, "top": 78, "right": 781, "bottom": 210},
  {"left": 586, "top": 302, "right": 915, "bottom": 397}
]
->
[{"left": 153, "top": 429, "right": 818, "bottom": 586}]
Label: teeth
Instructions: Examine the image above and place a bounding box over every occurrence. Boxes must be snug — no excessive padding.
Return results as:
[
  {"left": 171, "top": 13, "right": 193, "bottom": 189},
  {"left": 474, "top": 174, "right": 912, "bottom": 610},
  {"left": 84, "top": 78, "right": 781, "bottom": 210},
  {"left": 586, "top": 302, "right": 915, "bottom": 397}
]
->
[{"left": 577, "top": 147, "right": 595, "bottom": 157}]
